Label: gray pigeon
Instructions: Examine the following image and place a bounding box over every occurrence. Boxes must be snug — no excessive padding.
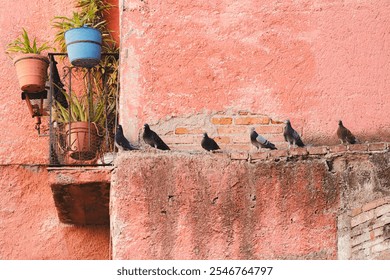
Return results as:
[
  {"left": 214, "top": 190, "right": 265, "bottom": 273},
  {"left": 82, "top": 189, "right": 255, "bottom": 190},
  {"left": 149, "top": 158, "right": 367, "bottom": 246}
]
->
[
  {"left": 115, "top": 125, "right": 138, "bottom": 151},
  {"left": 250, "top": 127, "right": 277, "bottom": 150},
  {"left": 283, "top": 119, "right": 305, "bottom": 148},
  {"left": 201, "top": 133, "right": 220, "bottom": 151},
  {"left": 142, "top": 123, "right": 170, "bottom": 150},
  {"left": 337, "top": 120, "right": 356, "bottom": 144}
]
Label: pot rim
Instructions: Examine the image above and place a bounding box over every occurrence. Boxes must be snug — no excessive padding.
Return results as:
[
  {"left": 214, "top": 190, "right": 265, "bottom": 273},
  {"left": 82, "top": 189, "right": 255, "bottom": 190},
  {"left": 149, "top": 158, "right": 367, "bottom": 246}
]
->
[{"left": 13, "top": 53, "right": 49, "bottom": 65}]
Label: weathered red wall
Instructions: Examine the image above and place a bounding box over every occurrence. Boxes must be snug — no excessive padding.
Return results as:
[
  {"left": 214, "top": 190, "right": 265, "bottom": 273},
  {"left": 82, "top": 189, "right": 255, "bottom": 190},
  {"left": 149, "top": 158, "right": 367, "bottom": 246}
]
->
[
  {"left": 120, "top": 0, "right": 390, "bottom": 144},
  {"left": 0, "top": 0, "right": 112, "bottom": 260},
  {"left": 0, "top": 166, "right": 109, "bottom": 259},
  {"left": 111, "top": 152, "right": 339, "bottom": 259},
  {"left": 111, "top": 147, "right": 390, "bottom": 260}
]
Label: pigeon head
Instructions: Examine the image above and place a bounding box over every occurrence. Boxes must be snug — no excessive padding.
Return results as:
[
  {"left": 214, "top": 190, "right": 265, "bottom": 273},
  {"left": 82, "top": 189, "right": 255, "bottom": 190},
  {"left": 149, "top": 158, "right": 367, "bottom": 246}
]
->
[
  {"left": 284, "top": 119, "right": 291, "bottom": 124},
  {"left": 117, "top": 125, "right": 123, "bottom": 132},
  {"left": 338, "top": 120, "right": 343, "bottom": 126},
  {"left": 144, "top": 123, "right": 150, "bottom": 131},
  {"left": 203, "top": 132, "right": 208, "bottom": 138}
]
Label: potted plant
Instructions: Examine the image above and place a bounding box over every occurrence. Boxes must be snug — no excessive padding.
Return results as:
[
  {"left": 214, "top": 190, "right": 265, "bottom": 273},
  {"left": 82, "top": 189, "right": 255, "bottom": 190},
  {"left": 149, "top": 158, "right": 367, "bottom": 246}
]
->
[
  {"left": 6, "top": 29, "right": 52, "bottom": 93},
  {"left": 53, "top": 11, "right": 105, "bottom": 68},
  {"left": 55, "top": 88, "right": 115, "bottom": 161}
]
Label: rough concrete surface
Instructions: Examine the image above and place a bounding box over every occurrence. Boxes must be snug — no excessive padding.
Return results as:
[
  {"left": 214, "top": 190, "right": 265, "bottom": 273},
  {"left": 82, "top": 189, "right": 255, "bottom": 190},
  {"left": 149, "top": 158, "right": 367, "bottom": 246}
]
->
[{"left": 111, "top": 151, "right": 340, "bottom": 259}]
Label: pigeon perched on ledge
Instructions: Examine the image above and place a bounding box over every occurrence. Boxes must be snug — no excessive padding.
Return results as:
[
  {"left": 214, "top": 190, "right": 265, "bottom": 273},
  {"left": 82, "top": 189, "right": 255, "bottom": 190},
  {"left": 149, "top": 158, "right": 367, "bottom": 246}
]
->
[
  {"left": 283, "top": 119, "right": 305, "bottom": 148},
  {"left": 142, "top": 123, "right": 170, "bottom": 150},
  {"left": 250, "top": 127, "right": 277, "bottom": 150},
  {"left": 201, "top": 133, "right": 220, "bottom": 151},
  {"left": 115, "top": 125, "right": 139, "bottom": 151},
  {"left": 337, "top": 120, "right": 356, "bottom": 144}
]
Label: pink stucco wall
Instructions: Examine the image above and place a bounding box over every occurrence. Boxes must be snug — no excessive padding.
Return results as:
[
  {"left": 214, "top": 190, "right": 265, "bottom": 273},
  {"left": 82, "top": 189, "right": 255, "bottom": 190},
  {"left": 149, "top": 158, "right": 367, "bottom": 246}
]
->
[
  {"left": 120, "top": 0, "right": 390, "bottom": 144},
  {"left": 0, "top": 0, "right": 112, "bottom": 260}
]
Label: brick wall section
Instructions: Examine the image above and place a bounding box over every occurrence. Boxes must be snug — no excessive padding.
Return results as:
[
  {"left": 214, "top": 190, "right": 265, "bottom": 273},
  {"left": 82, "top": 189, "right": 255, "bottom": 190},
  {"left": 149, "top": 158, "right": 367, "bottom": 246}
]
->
[
  {"left": 142, "top": 113, "right": 388, "bottom": 154},
  {"left": 350, "top": 197, "right": 390, "bottom": 259},
  {"left": 151, "top": 112, "right": 290, "bottom": 151}
]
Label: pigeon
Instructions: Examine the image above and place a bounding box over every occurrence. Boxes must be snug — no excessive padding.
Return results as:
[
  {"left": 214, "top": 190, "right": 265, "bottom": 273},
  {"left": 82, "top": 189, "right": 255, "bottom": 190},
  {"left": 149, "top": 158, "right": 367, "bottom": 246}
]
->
[
  {"left": 115, "top": 125, "right": 138, "bottom": 151},
  {"left": 52, "top": 60, "right": 68, "bottom": 109},
  {"left": 337, "top": 120, "right": 356, "bottom": 144},
  {"left": 201, "top": 133, "right": 220, "bottom": 151},
  {"left": 142, "top": 123, "right": 170, "bottom": 150},
  {"left": 250, "top": 127, "right": 277, "bottom": 150},
  {"left": 283, "top": 119, "right": 305, "bottom": 148}
]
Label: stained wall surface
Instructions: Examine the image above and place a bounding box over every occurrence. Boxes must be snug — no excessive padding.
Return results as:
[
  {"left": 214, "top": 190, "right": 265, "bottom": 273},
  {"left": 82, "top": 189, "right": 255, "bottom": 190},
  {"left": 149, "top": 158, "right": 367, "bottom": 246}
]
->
[
  {"left": 111, "top": 147, "right": 390, "bottom": 260},
  {"left": 111, "top": 151, "right": 340, "bottom": 259},
  {"left": 120, "top": 0, "right": 390, "bottom": 145}
]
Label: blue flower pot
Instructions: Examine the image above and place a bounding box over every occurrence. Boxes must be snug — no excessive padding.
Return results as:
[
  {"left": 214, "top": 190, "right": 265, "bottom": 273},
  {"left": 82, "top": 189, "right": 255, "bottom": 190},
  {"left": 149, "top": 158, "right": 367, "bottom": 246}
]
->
[{"left": 65, "top": 26, "right": 102, "bottom": 68}]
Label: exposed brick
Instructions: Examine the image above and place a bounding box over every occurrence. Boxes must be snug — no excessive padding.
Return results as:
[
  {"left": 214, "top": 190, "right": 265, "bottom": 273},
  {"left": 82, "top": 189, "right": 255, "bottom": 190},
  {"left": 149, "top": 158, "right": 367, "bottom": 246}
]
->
[
  {"left": 351, "top": 222, "right": 367, "bottom": 238},
  {"left": 266, "top": 134, "right": 286, "bottom": 143},
  {"left": 214, "top": 136, "right": 231, "bottom": 144},
  {"left": 351, "top": 210, "right": 375, "bottom": 228},
  {"left": 271, "top": 119, "right": 284, "bottom": 124},
  {"left": 348, "top": 143, "right": 369, "bottom": 152},
  {"left": 368, "top": 142, "right": 388, "bottom": 152},
  {"left": 362, "top": 198, "right": 388, "bottom": 212},
  {"left": 351, "top": 207, "right": 363, "bottom": 217},
  {"left": 230, "top": 152, "right": 249, "bottom": 160},
  {"left": 163, "top": 136, "right": 194, "bottom": 144},
  {"left": 175, "top": 127, "right": 204, "bottom": 135},
  {"left": 223, "top": 144, "right": 251, "bottom": 151},
  {"left": 232, "top": 135, "right": 250, "bottom": 144},
  {"left": 250, "top": 152, "right": 269, "bottom": 161},
  {"left": 238, "top": 110, "right": 250, "bottom": 115},
  {"left": 211, "top": 117, "right": 233, "bottom": 125},
  {"left": 269, "top": 149, "right": 289, "bottom": 158},
  {"left": 217, "top": 126, "right": 248, "bottom": 134},
  {"left": 289, "top": 147, "right": 308, "bottom": 156},
  {"left": 235, "top": 116, "right": 270, "bottom": 125},
  {"left": 307, "top": 146, "right": 328, "bottom": 155},
  {"left": 371, "top": 242, "right": 390, "bottom": 254},
  {"left": 351, "top": 232, "right": 370, "bottom": 247},
  {"left": 375, "top": 204, "right": 390, "bottom": 217},
  {"left": 329, "top": 144, "right": 348, "bottom": 153},
  {"left": 255, "top": 125, "right": 283, "bottom": 134}
]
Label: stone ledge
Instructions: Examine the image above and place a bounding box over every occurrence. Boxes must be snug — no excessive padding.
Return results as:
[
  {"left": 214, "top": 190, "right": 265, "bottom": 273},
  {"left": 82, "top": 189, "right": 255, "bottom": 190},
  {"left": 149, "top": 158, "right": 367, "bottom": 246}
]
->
[{"left": 113, "top": 142, "right": 390, "bottom": 163}]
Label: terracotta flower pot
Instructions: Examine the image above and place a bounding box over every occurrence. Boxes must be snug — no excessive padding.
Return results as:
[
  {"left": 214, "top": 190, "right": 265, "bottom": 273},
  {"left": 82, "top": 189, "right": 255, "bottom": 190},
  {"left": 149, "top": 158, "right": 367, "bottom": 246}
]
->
[
  {"left": 65, "top": 121, "right": 99, "bottom": 160},
  {"left": 13, "top": 53, "right": 49, "bottom": 93}
]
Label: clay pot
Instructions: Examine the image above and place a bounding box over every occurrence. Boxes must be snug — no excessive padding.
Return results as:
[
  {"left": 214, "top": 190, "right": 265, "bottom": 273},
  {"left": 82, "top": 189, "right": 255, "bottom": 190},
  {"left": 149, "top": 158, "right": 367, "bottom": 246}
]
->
[
  {"left": 65, "top": 121, "right": 99, "bottom": 160},
  {"left": 13, "top": 54, "right": 49, "bottom": 93}
]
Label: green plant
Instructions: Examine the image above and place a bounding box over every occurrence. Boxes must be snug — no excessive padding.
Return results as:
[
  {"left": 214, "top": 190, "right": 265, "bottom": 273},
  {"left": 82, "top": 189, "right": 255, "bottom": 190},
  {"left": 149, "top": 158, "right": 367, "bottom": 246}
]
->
[
  {"left": 55, "top": 90, "right": 114, "bottom": 125},
  {"left": 52, "top": 0, "right": 115, "bottom": 53},
  {"left": 52, "top": 0, "right": 119, "bottom": 149},
  {"left": 6, "top": 28, "right": 52, "bottom": 54}
]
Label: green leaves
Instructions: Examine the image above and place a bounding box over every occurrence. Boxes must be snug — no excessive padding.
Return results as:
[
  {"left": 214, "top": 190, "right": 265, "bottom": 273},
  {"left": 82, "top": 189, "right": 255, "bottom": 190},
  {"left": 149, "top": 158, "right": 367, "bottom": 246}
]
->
[
  {"left": 54, "top": 88, "right": 114, "bottom": 125},
  {"left": 6, "top": 28, "right": 53, "bottom": 54},
  {"left": 52, "top": 0, "right": 113, "bottom": 53}
]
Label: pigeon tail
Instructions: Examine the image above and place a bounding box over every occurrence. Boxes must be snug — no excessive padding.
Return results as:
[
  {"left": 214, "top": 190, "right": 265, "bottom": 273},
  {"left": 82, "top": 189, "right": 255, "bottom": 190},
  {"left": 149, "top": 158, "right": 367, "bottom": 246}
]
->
[
  {"left": 337, "top": 121, "right": 356, "bottom": 144},
  {"left": 116, "top": 125, "right": 139, "bottom": 151},
  {"left": 283, "top": 120, "right": 305, "bottom": 147},
  {"left": 251, "top": 129, "right": 277, "bottom": 150},
  {"left": 143, "top": 123, "right": 170, "bottom": 150},
  {"left": 201, "top": 133, "right": 220, "bottom": 151}
]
